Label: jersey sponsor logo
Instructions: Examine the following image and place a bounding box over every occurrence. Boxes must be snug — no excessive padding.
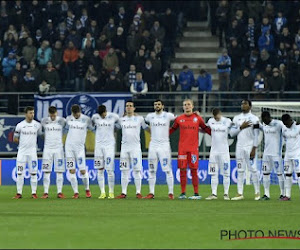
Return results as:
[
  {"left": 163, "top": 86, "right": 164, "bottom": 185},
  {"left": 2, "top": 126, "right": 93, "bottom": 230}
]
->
[
  {"left": 191, "top": 154, "right": 197, "bottom": 164},
  {"left": 151, "top": 122, "right": 167, "bottom": 127},
  {"left": 66, "top": 94, "right": 98, "bottom": 117}
]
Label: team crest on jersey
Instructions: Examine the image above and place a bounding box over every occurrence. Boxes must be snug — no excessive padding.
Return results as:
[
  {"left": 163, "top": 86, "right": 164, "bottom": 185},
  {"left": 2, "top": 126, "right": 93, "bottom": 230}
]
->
[
  {"left": 224, "top": 163, "right": 229, "bottom": 170},
  {"left": 193, "top": 117, "right": 198, "bottom": 123},
  {"left": 106, "top": 157, "right": 111, "bottom": 165},
  {"left": 58, "top": 159, "right": 63, "bottom": 166},
  {"left": 32, "top": 161, "right": 37, "bottom": 168},
  {"left": 162, "top": 158, "right": 168, "bottom": 166},
  {"left": 133, "top": 158, "right": 138, "bottom": 166},
  {"left": 78, "top": 157, "right": 83, "bottom": 165},
  {"left": 191, "top": 155, "right": 197, "bottom": 164},
  {"left": 66, "top": 94, "right": 98, "bottom": 117}
]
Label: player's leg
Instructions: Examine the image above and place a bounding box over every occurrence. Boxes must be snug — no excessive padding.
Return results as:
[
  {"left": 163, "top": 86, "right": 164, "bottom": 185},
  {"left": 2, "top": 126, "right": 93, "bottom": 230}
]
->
[
  {"left": 66, "top": 147, "right": 78, "bottom": 198},
  {"left": 131, "top": 149, "right": 143, "bottom": 198},
  {"left": 261, "top": 156, "right": 271, "bottom": 200},
  {"left": 188, "top": 151, "right": 201, "bottom": 200},
  {"left": 231, "top": 147, "right": 245, "bottom": 200},
  {"left": 158, "top": 146, "right": 174, "bottom": 199},
  {"left": 105, "top": 146, "right": 115, "bottom": 199},
  {"left": 145, "top": 145, "right": 158, "bottom": 198},
  {"left": 221, "top": 154, "right": 231, "bottom": 200},
  {"left": 13, "top": 156, "right": 26, "bottom": 199},
  {"left": 76, "top": 148, "right": 91, "bottom": 198},
  {"left": 248, "top": 151, "right": 260, "bottom": 200},
  {"left": 206, "top": 154, "right": 218, "bottom": 200},
  {"left": 54, "top": 149, "right": 65, "bottom": 198},
  {"left": 283, "top": 159, "right": 293, "bottom": 200},
  {"left": 28, "top": 154, "right": 39, "bottom": 198},
  {"left": 273, "top": 157, "right": 285, "bottom": 199},
  {"left": 41, "top": 149, "right": 53, "bottom": 198},
  {"left": 293, "top": 159, "right": 300, "bottom": 191},
  {"left": 94, "top": 146, "right": 106, "bottom": 198},
  {"left": 177, "top": 151, "right": 188, "bottom": 199},
  {"left": 116, "top": 150, "right": 130, "bottom": 198}
]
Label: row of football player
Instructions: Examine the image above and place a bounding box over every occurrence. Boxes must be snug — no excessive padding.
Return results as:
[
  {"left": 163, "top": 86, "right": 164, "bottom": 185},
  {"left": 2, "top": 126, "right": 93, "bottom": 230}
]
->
[{"left": 12, "top": 99, "right": 299, "bottom": 201}]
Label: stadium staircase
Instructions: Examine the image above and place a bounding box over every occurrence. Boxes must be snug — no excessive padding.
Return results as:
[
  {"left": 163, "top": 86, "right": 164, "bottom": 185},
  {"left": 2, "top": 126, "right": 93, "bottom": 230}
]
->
[{"left": 172, "top": 21, "right": 221, "bottom": 90}]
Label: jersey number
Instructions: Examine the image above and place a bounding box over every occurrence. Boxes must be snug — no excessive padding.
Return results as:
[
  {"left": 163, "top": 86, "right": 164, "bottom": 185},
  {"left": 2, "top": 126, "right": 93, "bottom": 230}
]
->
[
  {"left": 42, "top": 164, "right": 49, "bottom": 170},
  {"left": 67, "top": 162, "right": 74, "bottom": 168},
  {"left": 262, "top": 165, "right": 267, "bottom": 172},
  {"left": 284, "top": 165, "right": 289, "bottom": 172},
  {"left": 210, "top": 166, "right": 216, "bottom": 173},
  {"left": 17, "top": 166, "right": 23, "bottom": 172}
]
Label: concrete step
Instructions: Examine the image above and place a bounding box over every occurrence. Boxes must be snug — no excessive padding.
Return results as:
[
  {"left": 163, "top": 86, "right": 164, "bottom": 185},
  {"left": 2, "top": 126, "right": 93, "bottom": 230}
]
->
[
  {"left": 183, "top": 31, "right": 212, "bottom": 37},
  {"left": 173, "top": 69, "right": 218, "bottom": 78},
  {"left": 179, "top": 41, "right": 219, "bottom": 48},
  {"left": 181, "top": 36, "right": 218, "bottom": 42},
  {"left": 187, "top": 21, "right": 208, "bottom": 28},
  {"left": 176, "top": 47, "right": 222, "bottom": 53},
  {"left": 171, "top": 62, "right": 217, "bottom": 70},
  {"left": 175, "top": 52, "right": 220, "bottom": 59},
  {"left": 184, "top": 26, "right": 209, "bottom": 32},
  {"left": 173, "top": 58, "right": 217, "bottom": 64}
]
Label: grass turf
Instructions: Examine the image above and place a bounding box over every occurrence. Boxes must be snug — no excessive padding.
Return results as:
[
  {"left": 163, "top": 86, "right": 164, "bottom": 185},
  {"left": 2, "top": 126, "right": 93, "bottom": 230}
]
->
[{"left": 0, "top": 184, "right": 299, "bottom": 249}]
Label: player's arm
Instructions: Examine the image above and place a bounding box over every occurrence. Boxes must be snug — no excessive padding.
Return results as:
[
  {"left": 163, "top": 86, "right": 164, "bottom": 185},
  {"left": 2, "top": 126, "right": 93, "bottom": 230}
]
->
[
  {"left": 13, "top": 124, "right": 20, "bottom": 144},
  {"left": 141, "top": 117, "right": 150, "bottom": 132},
  {"left": 169, "top": 117, "right": 179, "bottom": 135},
  {"left": 229, "top": 118, "right": 251, "bottom": 137},
  {"left": 198, "top": 116, "right": 211, "bottom": 135},
  {"left": 250, "top": 120, "right": 260, "bottom": 159}
]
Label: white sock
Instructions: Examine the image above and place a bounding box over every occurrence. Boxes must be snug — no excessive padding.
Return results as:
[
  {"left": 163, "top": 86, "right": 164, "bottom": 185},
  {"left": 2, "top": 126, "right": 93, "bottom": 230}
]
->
[
  {"left": 56, "top": 172, "right": 63, "bottom": 194},
  {"left": 82, "top": 171, "right": 90, "bottom": 191},
  {"left": 30, "top": 174, "right": 38, "bottom": 194},
  {"left": 298, "top": 176, "right": 300, "bottom": 191},
  {"left": 16, "top": 174, "right": 24, "bottom": 195},
  {"left": 251, "top": 171, "right": 260, "bottom": 194},
  {"left": 223, "top": 175, "right": 230, "bottom": 195},
  {"left": 107, "top": 170, "right": 115, "bottom": 194},
  {"left": 133, "top": 170, "right": 142, "bottom": 194},
  {"left": 285, "top": 176, "right": 292, "bottom": 198},
  {"left": 263, "top": 174, "right": 270, "bottom": 197},
  {"left": 69, "top": 173, "right": 78, "bottom": 194},
  {"left": 148, "top": 171, "right": 156, "bottom": 194},
  {"left": 43, "top": 172, "right": 51, "bottom": 194},
  {"left": 97, "top": 169, "right": 105, "bottom": 193},
  {"left": 278, "top": 174, "right": 285, "bottom": 196},
  {"left": 211, "top": 174, "right": 218, "bottom": 195},
  {"left": 121, "top": 170, "right": 130, "bottom": 195},
  {"left": 237, "top": 172, "right": 244, "bottom": 195},
  {"left": 166, "top": 171, "right": 174, "bottom": 194}
]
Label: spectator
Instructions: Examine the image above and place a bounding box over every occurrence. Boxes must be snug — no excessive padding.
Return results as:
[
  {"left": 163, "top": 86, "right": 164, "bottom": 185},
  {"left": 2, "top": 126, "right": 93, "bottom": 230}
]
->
[
  {"left": 129, "top": 14, "right": 143, "bottom": 34},
  {"left": 28, "top": 60, "right": 41, "bottom": 86},
  {"left": 195, "top": 69, "right": 213, "bottom": 111},
  {"left": 162, "top": 68, "right": 178, "bottom": 92},
  {"left": 2, "top": 52, "right": 17, "bottom": 80},
  {"left": 63, "top": 41, "right": 79, "bottom": 87},
  {"left": 124, "top": 64, "right": 137, "bottom": 89},
  {"left": 150, "top": 21, "right": 165, "bottom": 44},
  {"left": 161, "top": 8, "right": 177, "bottom": 47},
  {"left": 114, "top": 66, "right": 124, "bottom": 88},
  {"left": 277, "top": 42, "right": 288, "bottom": 65},
  {"left": 226, "top": 19, "right": 242, "bottom": 44},
  {"left": 295, "top": 28, "right": 300, "bottom": 49},
  {"left": 244, "top": 17, "right": 259, "bottom": 51},
  {"left": 273, "top": 11, "right": 287, "bottom": 36},
  {"left": 126, "top": 30, "right": 139, "bottom": 61},
  {"left": 11, "top": 61, "right": 24, "bottom": 82},
  {"left": 105, "top": 71, "right": 122, "bottom": 91},
  {"left": 287, "top": 49, "right": 300, "bottom": 90},
  {"left": 7, "top": 75, "right": 20, "bottom": 114},
  {"left": 66, "top": 28, "right": 82, "bottom": 49},
  {"left": 42, "top": 61, "right": 60, "bottom": 90},
  {"left": 87, "top": 20, "right": 100, "bottom": 40},
  {"left": 22, "top": 37, "right": 37, "bottom": 65},
  {"left": 233, "top": 68, "right": 254, "bottom": 91},
  {"left": 85, "top": 64, "right": 99, "bottom": 91},
  {"left": 66, "top": 9, "right": 75, "bottom": 30},
  {"left": 4, "top": 24, "right": 18, "bottom": 42},
  {"left": 258, "top": 27, "right": 274, "bottom": 53},
  {"left": 39, "top": 80, "right": 50, "bottom": 95},
  {"left": 130, "top": 72, "right": 148, "bottom": 94},
  {"left": 33, "top": 29, "right": 43, "bottom": 47},
  {"left": 22, "top": 70, "right": 36, "bottom": 92},
  {"left": 115, "top": 6, "right": 129, "bottom": 30},
  {"left": 112, "top": 27, "right": 126, "bottom": 52},
  {"left": 257, "top": 49, "right": 276, "bottom": 72},
  {"left": 178, "top": 65, "right": 195, "bottom": 96},
  {"left": 103, "top": 47, "right": 119, "bottom": 73},
  {"left": 142, "top": 60, "right": 159, "bottom": 91},
  {"left": 103, "top": 17, "right": 117, "bottom": 40},
  {"left": 228, "top": 37, "right": 243, "bottom": 84},
  {"left": 89, "top": 50, "right": 102, "bottom": 72},
  {"left": 51, "top": 40, "right": 63, "bottom": 87},
  {"left": 133, "top": 48, "right": 146, "bottom": 72},
  {"left": 75, "top": 50, "right": 88, "bottom": 91},
  {"left": 278, "top": 27, "right": 293, "bottom": 51},
  {"left": 216, "top": 0, "right": 229, "bottom": 48},
  {"left": 37, "top": 40, "right": 52, "bottom": 68},
  {"left": 268, "top": 67, "right": 285, "bottom": 93},
  {"left": 149, "top": 50, "right": 162, "bottom": 75},
  {"left": 217, "top": 48, "right": 231, "bottom": 90},
  {"left": 82, "top": 32, "right": 95, "bottom": 50},
  {"left": 253, "top": 72, "right": 266, "bottom": 92}
]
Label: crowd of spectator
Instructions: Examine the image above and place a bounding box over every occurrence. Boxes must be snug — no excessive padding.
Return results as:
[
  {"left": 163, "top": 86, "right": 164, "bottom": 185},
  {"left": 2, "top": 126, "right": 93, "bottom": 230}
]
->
[{"left": 0, "top": 0, "right": 186, "bottom": 95}]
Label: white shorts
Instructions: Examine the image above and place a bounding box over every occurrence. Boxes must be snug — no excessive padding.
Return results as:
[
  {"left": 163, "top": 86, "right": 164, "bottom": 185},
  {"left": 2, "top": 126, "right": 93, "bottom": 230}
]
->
[
  {"left": 236, "top": 146, "right": 257, "bottom": 173},
  {"left": 208, "top": 153, "right": 230, "bottom": 176},
  {"left": 284, "top": 158, "right": 300, "bottom": 174},
  {"left": 16, "top": 153, "right": 38, "bottom": 174},
  {"left": 262, "top": 155, "right": 283, "bottom": 175},
  {"left": 94, "top": 144, "right": 115, "bottom": 171},
  {"left": 120, "top": 146, "right": 142, "bottom": 171},
  {"left": 148, "top": 143, "right": 172, "bottom": 172},
  {"left": 42, "top": 147, "right": 65, "bottom": 172},
  {"left": 65, "top": 145, "right": 86, "bottom": 171}
]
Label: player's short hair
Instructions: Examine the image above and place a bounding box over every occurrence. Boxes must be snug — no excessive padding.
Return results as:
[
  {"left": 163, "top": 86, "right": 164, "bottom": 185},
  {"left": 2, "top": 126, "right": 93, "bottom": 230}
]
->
[
  {"left": 242, "top": 99, "right": 252, "bottom": 107},
  {"left": 71, "top": 104, "right": 81, "bottom": 114},
  {"left": 98, "top": 105, "right": 107, "bottom": 115},
  {"left": 154, "top": 99, "right": 164, "bottom": 105},
  {"left": 24, "top": 106, "right": 34, "bottom": 113},
  {"left": 212, "top": 108, "right": 221, "bottom": 116},
  {"left": 282, "top": 113, "right": 291, "bottom": 122},
  {"left": 261, "top": 111, "right": 271, "bottom": 119},
  {"left": 126, "top": 100, "right": 135, "bottom": 106},
  {"left": 48, "top": 106, "right": 57, "bottom": 114},
  {"left": 183, "top": 99, "right": 194, "bottom": 105}
]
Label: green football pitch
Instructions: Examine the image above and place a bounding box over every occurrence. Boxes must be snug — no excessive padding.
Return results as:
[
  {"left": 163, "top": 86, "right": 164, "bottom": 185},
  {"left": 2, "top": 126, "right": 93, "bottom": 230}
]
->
[{"left": 0, "top": 184, "right": 300, "bottom": 249}]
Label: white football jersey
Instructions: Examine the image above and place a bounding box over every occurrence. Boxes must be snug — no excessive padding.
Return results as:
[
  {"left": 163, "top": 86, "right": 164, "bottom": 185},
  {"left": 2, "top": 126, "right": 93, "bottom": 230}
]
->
[
  {"left": 260, "top": 119, "right": 284, "bottom": 157},
  {"left": 41, "top": 116, "right": 66, "bottom": 149},
  {"left": 14, "top": 119, "right": 42, "bottom": 155},
  {"left": 231, "top": 111, "right": 259, "bottom": 147},
  {"left": 118, "top": 115, "right": 148, "bottom": 148},
  {"left": 92, "top": 112, "right": 119, "bottom": 146},
  {"left": 282, "top": 122, "right": 300, "bottom": 159},
  {"left": 145, "top": 111, "right": 175, "bottom": 145},
  {"left": 207, "top": 116, "right": 232, "bottom": 154},
  {"left": 65, "top": 114, "right": 92, "bottom": 148}
]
